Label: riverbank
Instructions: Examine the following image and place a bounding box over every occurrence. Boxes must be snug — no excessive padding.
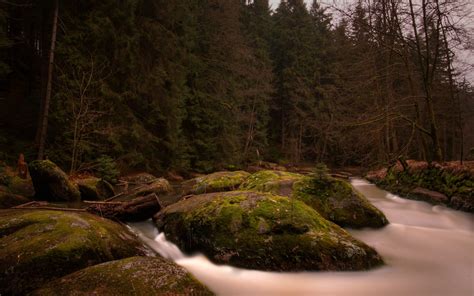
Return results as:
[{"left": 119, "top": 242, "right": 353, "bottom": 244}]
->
[{"left": 366, "top": 160, "right": 474, "bottom": 213}]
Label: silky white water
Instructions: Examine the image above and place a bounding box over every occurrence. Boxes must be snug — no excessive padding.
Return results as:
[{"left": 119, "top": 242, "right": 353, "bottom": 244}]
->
[{"left": 129, "top": 179, "right": 474, "bottom": 296}]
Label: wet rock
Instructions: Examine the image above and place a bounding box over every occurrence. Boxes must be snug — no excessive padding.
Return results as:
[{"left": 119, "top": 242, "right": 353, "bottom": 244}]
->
[
  {"left": 0, "top": 210, "right": 147, "bottom": 295},
  {"left": 182, "top": 171, "right": 250, "bottom": 195},
  {"left": 154, "top": 191, "right": 383, "bottom": 272},
  {"left": 32, "top": 256, "right": 212, "bottom": 296},
  {"left": 76, "top": 177, "right": 115, "bottom": 201},
  {"left": 294, "top": 176, "right": 389, "bottom": 228},
  {"left": 28, "top": 160, "right": 80, "bottom": 202},
  {"left": 410, "top": 187, "right": 449, "bottom": 204}
]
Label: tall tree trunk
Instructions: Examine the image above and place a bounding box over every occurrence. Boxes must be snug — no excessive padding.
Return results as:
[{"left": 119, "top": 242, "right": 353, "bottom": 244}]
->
[{"left": 36, "top": 0, "right": 58, "bottom": 160}]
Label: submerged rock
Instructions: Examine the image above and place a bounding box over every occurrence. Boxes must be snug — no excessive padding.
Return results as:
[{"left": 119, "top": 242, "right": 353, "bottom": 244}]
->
[
  {"left": 154, "top": 191, "right": 383, "bottom": 272},
  {"left": 241, "top": 170, "right": 388, "bottom": 228},
  {"left": 33, "top": 256, "right": 212, "bottom": 296},
  {"left": 0, "top": 210, "right": 147, "bottom": 295},
  {"left": 294, "top": 176, "right": 389, "bottom": 228},
  {"left": 182, "top": 170, "right": 250, "bottom": 195},
  {"left": 76, "top": 177, "right": 115, "bottom": 200},
  {"left": 28, "top": 160, "right": 80, "bottom": 202}
]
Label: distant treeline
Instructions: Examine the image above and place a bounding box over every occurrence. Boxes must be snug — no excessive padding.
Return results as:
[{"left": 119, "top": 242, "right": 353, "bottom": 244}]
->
[{"left": 0, "top": 0, "right": 472, "bottom": 173}]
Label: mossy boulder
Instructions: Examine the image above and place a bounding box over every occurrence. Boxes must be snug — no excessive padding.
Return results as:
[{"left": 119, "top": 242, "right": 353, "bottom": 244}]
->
[
  {"left": 0, "top": 210, "right": 147, "bottom": 295},
  {"left": 293, "top": 176, "right": 389, "bottom": 228},
  {"left": 133, "top": 178, "right": 173, "bottom": 197},
  {"left": 239, "top": 170, "right": 303, "bottom": 196},
  {"left": 0, "top": 190, "right": 30, "bottom": 208},
  {"left": 7, "top": 176, "right": 35, "bottom": 197},
  {"left": 182, "top": 171, "right": 251, "bottom": 195},
  {"left": 240, "top": 171, "right": 388, "bottom": 229},
  {"left": 32, "top": 256, "right": 212, "bottom": 296},
  {"left": 0, "top": 166, "right": 35, "bottom": 197},
  {"left": 154, "top": 191, "right": 383, "bottom": 272},
  {"left": 28, "top": 160, "right": 80, "bottom": 202},
  {"left": 76, "top": 177, "right": 115, "bottom": 201}
]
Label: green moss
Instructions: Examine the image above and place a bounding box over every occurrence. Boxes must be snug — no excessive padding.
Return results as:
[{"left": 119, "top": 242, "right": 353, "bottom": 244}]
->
[
  {"left": 76, "top": 177, "right": 115, "bottom": 201},
  {"left": 32, "top": 256, "right": 212, "bottom": 296},
  {"left": 155, "top": 191, "right": 383, "bottom": 271},
  {"left": 239, "top": 170, "right": 303, "bottom": 195},
  {"left": 372, "top": 164, "right": 474, "bottom": 212},
  {"left": 28, "top": 160, "right": 80, "bottom": 202},
  {"left": 0, "top": 210, "right": 146, "bottom": 295},
  {"left": 183, "top": 171, "right": 251, "bottom": 194},
  {"left": 293, "top": 176, "right": 388, "bottom": 228}
]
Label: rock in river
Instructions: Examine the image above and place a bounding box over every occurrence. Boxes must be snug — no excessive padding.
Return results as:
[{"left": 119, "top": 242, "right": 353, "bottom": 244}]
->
[
  {"left": 182, "top": 170, "right": 251, "bottom": 195},
  {"left": 241, "top": 170, "right": 388, "bottom": 229},
  {"left": 28, "top": 160, "right": 81, "bottom": 202},
  {"left": 32, "top": 256, "right": 212, "bottom": 296},
  {"left": 154, "top": 191, "right": 384, "bottom": 272},
  {"left": 75, "top": 177, "right": 115, "bottom": 201},
  {"left": 293, "top": 176, "right": 389, "bottom": 228},
  {"left": 0, "top": 210, "right": 147, "bottom": 295}
]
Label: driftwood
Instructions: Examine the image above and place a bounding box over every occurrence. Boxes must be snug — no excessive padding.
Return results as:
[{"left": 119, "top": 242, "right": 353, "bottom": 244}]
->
[
  {"left": 86, "top": 193, "right": 162, "bottom": 222},
  {"left": 11, "top": 194, "right": 163, "bottom": 222}
]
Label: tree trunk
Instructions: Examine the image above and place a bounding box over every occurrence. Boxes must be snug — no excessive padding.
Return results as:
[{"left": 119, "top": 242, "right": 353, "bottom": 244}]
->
[{"left": 36, "top": 0, "right": 58, "bottom": 160}]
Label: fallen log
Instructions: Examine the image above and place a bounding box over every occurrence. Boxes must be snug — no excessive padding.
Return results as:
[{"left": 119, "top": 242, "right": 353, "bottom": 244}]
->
[{"left": 86, "top": 193, "right": 162, "bottom": 222}]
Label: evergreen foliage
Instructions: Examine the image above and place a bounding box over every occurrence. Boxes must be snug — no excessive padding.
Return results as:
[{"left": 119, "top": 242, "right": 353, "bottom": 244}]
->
[{"left": 0, "top": 0, "right": 472, "bottom": 172}]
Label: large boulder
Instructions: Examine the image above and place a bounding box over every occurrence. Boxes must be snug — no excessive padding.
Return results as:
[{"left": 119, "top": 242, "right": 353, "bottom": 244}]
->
[
  {"left": 0, "top": 210, "right": 147, "bottom": 295},
  {"left": 239, "top": 170, "right": 303, "bottom": 196},
  {"left": 154, "top": 191, "right": 383, "bottom": 272},
  {"left": 116, "top": 173, "right": 172, "bottom": 201},
  {"left": 182, "top": 171, "right": 250, "bottom": 195},
  {"left": 33, "top": 256, "right": 212, "bottom": 296},
  {"left": 293, "top": 176, "right": 389, "bottom": 228},
  {"left": 28, "top": 160, "right": 80, "bottom": 202},
  {"left": 75, "top": 177, "right": 115, "bottom": 201},
  {"left": 241, "top": 170, "right": 388, "bottom": 229},
  {"left": 132, "top": 178, "right": 172, "bottom": 197}
]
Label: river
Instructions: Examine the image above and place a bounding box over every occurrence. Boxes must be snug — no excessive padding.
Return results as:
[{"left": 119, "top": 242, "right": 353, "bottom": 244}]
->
[{"left": 129, "top": 178, "right": 474, "bottom": 296}]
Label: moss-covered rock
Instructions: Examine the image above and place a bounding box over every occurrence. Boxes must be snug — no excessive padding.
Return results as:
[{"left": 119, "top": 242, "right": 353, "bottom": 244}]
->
[
  {"left": 0, "top": 210, "right": 147, "bottom": 295},
  {"left": 28, "top": 160, "right": 80, "bottom": 202},
  {"left": 7, "top": 176, "right": 35, "bottom": 197},
  {"left": 154, "top": 191, "right": 383, "bottom": 272},
  {"left": 182, "top": 171, "right": 251, "bottom": 195},
  {"left": 32, "top": 256, "right": 212, "bottom": 296},
  {"left": 0, "top": 190, "right": 30, "bottom": 208},
  {"left": 293, "top": 176, "right": 388, "bottom": 228},
  {"left": 133, "top": 178, "right": 173, "bottom": 197},
  {"left": 239, "top": 170, "right": 303, "bottom": 196},
  {"left": 76, "top": 177, "right": 115, "bottom": 201},
  {"left": 241, "top": 171, "right": 388, "bottom": 229}
]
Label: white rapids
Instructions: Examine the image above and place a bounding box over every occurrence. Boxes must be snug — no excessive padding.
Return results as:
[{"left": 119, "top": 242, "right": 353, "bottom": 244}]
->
[{"left": 129, "top": 178, "right": 474, "bottom": 296}]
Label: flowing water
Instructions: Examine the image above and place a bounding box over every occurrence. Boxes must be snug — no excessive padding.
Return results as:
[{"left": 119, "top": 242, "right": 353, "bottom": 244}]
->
[{"left": 129, "top": 179, "right": 474, "bottom": 296}]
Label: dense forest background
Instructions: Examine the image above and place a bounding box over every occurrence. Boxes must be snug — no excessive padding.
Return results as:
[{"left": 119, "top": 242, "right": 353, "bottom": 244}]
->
[{"left": 0, "top": 0, "right": 473, "bottom": 174}]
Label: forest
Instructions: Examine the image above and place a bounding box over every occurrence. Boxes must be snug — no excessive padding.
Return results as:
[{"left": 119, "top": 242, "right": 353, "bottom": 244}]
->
[
  {"left": 0, "top": 1, "right": 473, "bottom": 295},
  {"left": 0, "top": 0, "right": 472, "bottom": 175}
]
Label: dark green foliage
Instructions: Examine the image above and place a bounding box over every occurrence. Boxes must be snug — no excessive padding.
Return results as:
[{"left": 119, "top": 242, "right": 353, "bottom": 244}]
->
[
  {"left": 95, "top": 155, "right": 120, "bottom": 184},
  {"left": 0, "top": 0, "right": 471, "bottom": 172}
]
